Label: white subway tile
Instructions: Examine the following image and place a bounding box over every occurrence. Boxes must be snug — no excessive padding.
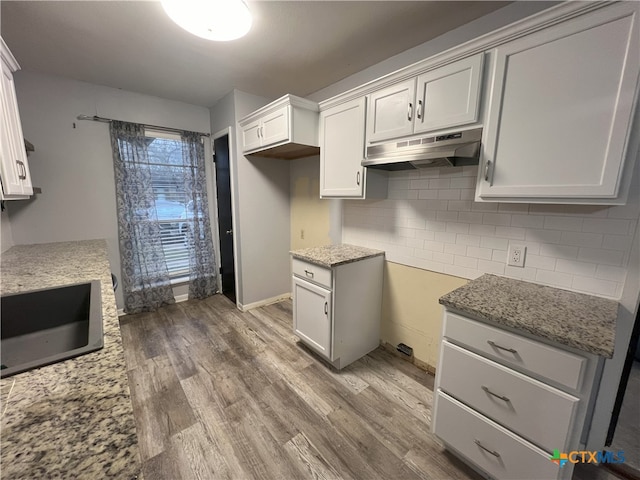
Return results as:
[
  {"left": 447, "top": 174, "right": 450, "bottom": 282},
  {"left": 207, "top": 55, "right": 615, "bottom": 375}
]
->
[
  {"left": 578, "top": 247, "right": 624, "bottom": 266},
  {"left": 572, "top": 276, "right": 618, "bottom": 298},
  {"left": 495, "top": 226, "right": 526, "bottom": 240},
  {"left": 434, "top": 232, "right": 457, "bottom": 243},
  {"left": 407, "top": 190, "right": 419, "bottom": 200},
  {"left": 456, "top": 234, "right": 481, "bottom": 247},
  {"left": 511, "top": 214, "right": 545, "bottom": 229},
  {"left": 478, "top": 259, "right": 506, "bottom": 275},
  {"left": 396, "top": 227, "right": 416, "bottom": 238},
  {"left": 470, "top": 224, "right": 496, "bottom": 236},
  {"left": 555, "top": 259, "right": 597, "bottom": 277},
  {"left": 425, "top": 220, "right": 447, "bottom": 231},
  {"left": 448, "top": 200, "right": 472, "bottom": 212},
  {"left": 463, "top": 165, "right": 479, "bottom": 177},
  {"left": 481, "top": 236, "right": 509, "bottom": 250},
  {"left": 544, "top": 216, "right": 583, "bottom": 231},
  {"left": 602, "top": 234, "right": 634, "bottom": 251},
  {"left": 530, "top": 204, "right": 608, "bottom": 217},
  {"left": 471, "top": 202, "right": 499, "bottom": 212},
  {"left": 482, "top": 213, "right": 512, "bottom": 226},
  {"left": 415, "top": 230, "right": 436, "bottom": 241},
  {"left": 460, "top": 189, "right": 476, "bottom": 200},
  {"left": 467, "top": 246, "right": 493, "bottom": 260},
  {"left": 539, "top": 243, "right": 579, "bottom": 259},
  {"left": 405, "top": 237, "right": 425, "bottom": 249},
  {"left": 492, "top": 249, "right": 507, "bottom": 263},
  {"left": 458, "top": 211, "right": 484, "bottom": 224},
  {"left": 498, "top": 204, "right": 530, "bottom": 213},
  {"left": 418, "top": 190, "right": 439, "bottom": 200},
  {"left": 504, "top": 265, "right": 538, "bottom": 281},
  {"left": 607, "top": 202, "right": 640, "bottom": 219},
  {"left": 560, "top": 231, "right": 603, "bottom": 248},
  {"left": 526, "top": 254, "right": 556, "bottom": 271},
  {"left": 424, "top": 241, "right": 445, "bottom": 253},
  {"left": 596, "top": 264, "right": 627, "bottom": 283},
  {"left": 524, "top": 242, "right": 541, "bottom": 255},
  {"left": 433, "top": 252, "right": 454, "bottom": 264},
  {"left": 437, "top": 211, "right": 459, "bottom": 222},
  {"left": 455, "top": 256, "right": 478, "bottom": 269},
  {"left": 582, "top": 218, "right": 630, "bottom": 235},
  {"left": 450, "top": 176, "right": 476, "bottom": 189},
  {"left": 444, "top": 244, "right": 467, "bottom": 255},
  {"left": 407, "top": 218, "right": 426, "bottom": 229},
  {"left": 525, "top": 228, "right": 562, "bottom": 244},
  {"left": 389, "top": 179, "right": 410, "bottom": 190},
  {"left": 409, "top": 179, "right": 430, "bottom": 189},
  {"left": 438, "top": 189, "right": 461, "bottom": 200},
  {"left": 535, "top": 269, "right": 573, "bottom": 289},
  {"left": 445, "top": 264, "right": 481, "bottom": 280},
  {"left": 446, "top": 222, "right": 470, "bottom": 234},
  {"left": 414, "top": 249, "right": 433, "bottom": 260},
  {"left": 429, "top": 178, "right": 451, "bottom": 189},
  {"left": 438, "top": 167, "right": 464, "bottom": 177}
]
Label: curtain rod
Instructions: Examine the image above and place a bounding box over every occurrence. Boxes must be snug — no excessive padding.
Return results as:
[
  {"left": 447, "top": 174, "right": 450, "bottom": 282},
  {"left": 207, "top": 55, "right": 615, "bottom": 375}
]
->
[{"left": 76, "top": 115, "right": 211, "bottom": 137}]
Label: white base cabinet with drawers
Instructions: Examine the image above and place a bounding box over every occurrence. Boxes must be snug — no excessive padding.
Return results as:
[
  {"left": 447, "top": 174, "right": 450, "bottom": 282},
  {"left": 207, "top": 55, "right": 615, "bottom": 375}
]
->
[
  {"left": 291, "top": 256, "right": 383, "bottom": 369},
  {"left": 433, "top": 310, "right": 603, "bottom": 480}
]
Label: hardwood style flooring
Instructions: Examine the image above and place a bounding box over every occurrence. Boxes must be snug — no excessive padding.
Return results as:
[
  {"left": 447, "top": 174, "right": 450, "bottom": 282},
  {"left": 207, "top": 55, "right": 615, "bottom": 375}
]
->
[{"left": 119, "top": 294, "right": 619, "bottom": 480}]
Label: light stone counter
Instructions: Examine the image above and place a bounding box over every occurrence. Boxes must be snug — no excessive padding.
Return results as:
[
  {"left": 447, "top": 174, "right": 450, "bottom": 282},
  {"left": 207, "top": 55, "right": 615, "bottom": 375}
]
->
[
  {"left": 291, "top": 244, "right": 384, "bottom": 268},
  {"left": 0, "top": 240, "right": 141, "bottom": 479},
  {"left": 439, "top": 274, "right": 618, "bottom": 358}
]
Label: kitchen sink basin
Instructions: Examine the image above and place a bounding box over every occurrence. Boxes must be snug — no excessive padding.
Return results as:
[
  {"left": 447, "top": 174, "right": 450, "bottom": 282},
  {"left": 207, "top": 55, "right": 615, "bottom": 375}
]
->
[{"left": 1, "top": 281, "right": 103, "bottom": 378}]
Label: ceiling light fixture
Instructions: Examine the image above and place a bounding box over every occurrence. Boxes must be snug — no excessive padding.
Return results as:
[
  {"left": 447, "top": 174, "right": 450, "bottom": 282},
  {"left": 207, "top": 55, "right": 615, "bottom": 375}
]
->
[{"left": 161, "top": 0, "right": 252, "bottom": 42}]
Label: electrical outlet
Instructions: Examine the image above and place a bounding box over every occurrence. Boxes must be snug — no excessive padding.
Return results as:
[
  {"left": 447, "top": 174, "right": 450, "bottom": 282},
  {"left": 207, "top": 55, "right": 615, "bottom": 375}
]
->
[{"left": 507, "top": 244, "right": 526, "bottom": 267}]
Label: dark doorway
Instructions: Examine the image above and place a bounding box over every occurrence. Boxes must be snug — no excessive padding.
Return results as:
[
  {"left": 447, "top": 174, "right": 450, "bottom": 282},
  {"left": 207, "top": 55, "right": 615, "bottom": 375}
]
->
[{"left": 214, "top": 134, "right": 236, "bottom": 304}]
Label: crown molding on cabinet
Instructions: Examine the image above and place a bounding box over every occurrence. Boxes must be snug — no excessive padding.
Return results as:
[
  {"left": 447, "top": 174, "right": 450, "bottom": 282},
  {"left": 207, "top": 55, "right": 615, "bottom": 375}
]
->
[{"left": 238, "top": 93, "right": 319, "bottom": 126}]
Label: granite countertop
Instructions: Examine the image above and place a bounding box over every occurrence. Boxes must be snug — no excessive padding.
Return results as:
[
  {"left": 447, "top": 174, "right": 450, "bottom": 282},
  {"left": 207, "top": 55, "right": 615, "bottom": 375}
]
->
[
  {"left": 291, "top": 244, "right": 384, "bottom": 268},
  {"left": 0, "top": 240, "right": 141, "bottom": 479},
  {"left": 439, "top": 274, "right": 618, "bottom": 358}
]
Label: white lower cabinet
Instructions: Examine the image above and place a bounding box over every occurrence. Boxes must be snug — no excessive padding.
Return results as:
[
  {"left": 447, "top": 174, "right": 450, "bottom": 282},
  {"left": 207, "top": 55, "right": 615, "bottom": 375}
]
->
[
  {"left": 291, "top": 255, "right": 383, "bottom": 369},
  {"left": 433, "top": 310, "right": 602, "bottom": 480}
]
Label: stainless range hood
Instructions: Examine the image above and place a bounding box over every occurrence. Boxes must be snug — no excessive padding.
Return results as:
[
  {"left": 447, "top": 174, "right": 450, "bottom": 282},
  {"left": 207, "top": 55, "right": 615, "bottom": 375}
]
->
[{"left": 362, "top": 127, "right": 482, "bottom": 171}]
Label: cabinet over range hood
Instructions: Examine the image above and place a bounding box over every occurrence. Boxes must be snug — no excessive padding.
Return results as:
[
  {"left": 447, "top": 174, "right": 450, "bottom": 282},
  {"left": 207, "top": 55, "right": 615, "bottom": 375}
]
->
[{"left": 362, "top": 128, "right": 482, "bottom": 171}]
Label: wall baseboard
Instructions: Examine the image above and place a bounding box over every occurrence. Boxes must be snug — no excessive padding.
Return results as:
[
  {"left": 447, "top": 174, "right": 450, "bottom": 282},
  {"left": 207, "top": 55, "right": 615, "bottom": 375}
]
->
[
  {"left": 238, "top": 293, "right": 291, "bottom": 312},
  {"left": 381, "top": 342, "right": 436, "bottom": 375}
]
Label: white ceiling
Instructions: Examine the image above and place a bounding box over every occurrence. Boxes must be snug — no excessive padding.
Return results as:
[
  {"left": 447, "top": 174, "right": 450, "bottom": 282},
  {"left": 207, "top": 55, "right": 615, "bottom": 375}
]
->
[{"left": 1, "top": 1, "right": 511, "bottom": 107}]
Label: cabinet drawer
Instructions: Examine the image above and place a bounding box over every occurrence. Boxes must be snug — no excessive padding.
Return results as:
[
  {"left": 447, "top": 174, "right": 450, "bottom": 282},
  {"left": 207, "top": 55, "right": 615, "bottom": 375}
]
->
[
  {"left": 439, "top": 341, "right": 578, "bottom": 452},
  {"left": 292, "top": 258, "right": 332, "bottom": 289},
  {"left": 443, "top": 311, "right": 586, "bottom": 390},
  {"left": 433, "top": 391, "right": 560, "bottom": 480}
]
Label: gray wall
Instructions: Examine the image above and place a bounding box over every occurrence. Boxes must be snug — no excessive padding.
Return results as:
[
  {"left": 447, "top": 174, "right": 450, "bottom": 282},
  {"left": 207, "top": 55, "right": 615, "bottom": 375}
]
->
[
  {"left": 1, "top": 210, "right": 14, "bottom": 252},
  {"left": 9, "top": 71, "right": 211, "bottom": 308}
]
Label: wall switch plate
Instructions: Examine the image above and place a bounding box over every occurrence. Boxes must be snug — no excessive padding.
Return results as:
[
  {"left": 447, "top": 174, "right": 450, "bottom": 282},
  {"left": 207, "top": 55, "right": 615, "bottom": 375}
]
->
[{"left": 507, "top": 244, "right": 526, "bottom": 267}]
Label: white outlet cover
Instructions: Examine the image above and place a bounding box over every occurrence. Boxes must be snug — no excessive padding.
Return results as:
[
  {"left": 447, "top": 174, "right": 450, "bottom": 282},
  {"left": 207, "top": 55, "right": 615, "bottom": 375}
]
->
[{"left": 508, "top": 244, "right": 526, "bottom": 267}]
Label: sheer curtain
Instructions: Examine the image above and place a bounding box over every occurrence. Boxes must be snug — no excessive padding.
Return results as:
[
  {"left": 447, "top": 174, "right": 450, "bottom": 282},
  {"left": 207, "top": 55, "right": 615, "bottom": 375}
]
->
[
  {"left": 180, "top": 131, "right": 218, "bottom": 299},
  {"left": 110, "top": 121, "right": 176, "bottom": 313}
]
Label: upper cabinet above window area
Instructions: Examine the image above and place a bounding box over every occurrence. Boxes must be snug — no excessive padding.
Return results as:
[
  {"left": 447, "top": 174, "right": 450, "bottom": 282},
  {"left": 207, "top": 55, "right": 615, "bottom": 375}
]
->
[
  {"left": 366, "top": 53, "right": 484, "bottom": 144},
  {"left": 238, "top": 94, "right": 320, "bottom": 160},
  {"left": 1, "top": 37, "right": 33, "bottom": 199}
]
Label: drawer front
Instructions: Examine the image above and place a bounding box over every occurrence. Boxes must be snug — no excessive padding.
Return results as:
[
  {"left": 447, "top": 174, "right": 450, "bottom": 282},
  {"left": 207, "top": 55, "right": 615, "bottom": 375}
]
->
[
  {"left": 292, "top": 258, "right": 332, "bottom": 289},
  {"left": 444, "top": 311, "right": 586, "bottom": 390},
  {"left": 439, "top": 341, "right": 578, "bottom": 452},
  {"left": 433, "top": 391, "right": 560, "bottom": 480}
]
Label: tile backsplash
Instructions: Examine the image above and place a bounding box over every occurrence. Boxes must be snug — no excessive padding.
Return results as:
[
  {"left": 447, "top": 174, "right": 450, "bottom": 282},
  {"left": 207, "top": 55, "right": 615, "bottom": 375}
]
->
[{"left": 343, "top": 166, "right": 639, "bottom": 299}]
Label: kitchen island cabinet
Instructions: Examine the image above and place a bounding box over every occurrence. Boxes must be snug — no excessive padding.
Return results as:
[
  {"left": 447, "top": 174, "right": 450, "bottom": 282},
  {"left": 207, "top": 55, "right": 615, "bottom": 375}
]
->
[
  {"left": 291, "top": 244, "right": 384, "bottom": 369},
  {"left": 434, "top": 274, "right": 618, "bottom": 480}
]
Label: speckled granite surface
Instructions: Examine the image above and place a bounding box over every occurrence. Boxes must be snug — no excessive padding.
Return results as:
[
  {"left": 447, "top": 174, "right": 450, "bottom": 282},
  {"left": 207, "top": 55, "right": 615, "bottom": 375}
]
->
[
  {"left": 0, "top": 240, "right": 141, "bottom": 479},
  {"left": 291, "top": 244, "right": 384, "bottom": 268},
  {"left": 439, "top": 274, "right": 618, "bottom": 358}
]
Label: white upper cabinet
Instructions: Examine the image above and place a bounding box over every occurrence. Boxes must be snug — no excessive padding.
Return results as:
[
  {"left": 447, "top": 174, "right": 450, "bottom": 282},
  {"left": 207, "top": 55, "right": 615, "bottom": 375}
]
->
[
  {"left": 1, "top": 37, "right": 32, "bottom": 199},
  {"left": 238, "top": 94, "right": 319, "bottom": 159},
  {"left": 477, "top": 2, "right": 640, "bottom": 203},
  {"left": 366, "top": 53, "right": 484, "bottom": 144},
  {"left": 320, "top": 97, "right": 387, "bottom": 199}
]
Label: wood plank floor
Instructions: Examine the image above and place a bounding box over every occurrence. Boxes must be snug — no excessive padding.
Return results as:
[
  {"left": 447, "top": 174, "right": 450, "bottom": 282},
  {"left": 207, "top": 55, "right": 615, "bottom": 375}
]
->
[{"left": 119, "top": 294, "right": 618, "bottom": 480}]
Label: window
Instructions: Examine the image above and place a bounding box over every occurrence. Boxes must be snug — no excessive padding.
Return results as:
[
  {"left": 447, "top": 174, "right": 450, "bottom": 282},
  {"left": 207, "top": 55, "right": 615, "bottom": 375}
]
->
[{"left": 138, "top": 130, "right": 198, "bottom": 280}]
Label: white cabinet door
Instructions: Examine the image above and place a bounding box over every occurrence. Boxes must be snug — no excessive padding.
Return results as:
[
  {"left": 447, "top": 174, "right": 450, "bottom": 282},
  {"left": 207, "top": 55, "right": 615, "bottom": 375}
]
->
[
  {"left": 414, "top": 53, "right": 483, "bottom": 134},
  {"left": 478, "top": 3, "right": 639, "bottom": 200},
  {"left": 320, "top": 97, "right": 367, "bottom": 198},
  {"left": 293, "top": 276, "right": 332, "bottom": 359},
  {"left": 260, "top": 105, "right": 290, "bottom": 148},
  {"left": 366, "top": 79, "right": 415, "bottom": 143},
  {"left": 0, "top": 49, "right": 31, "bottom": 198},
  {"left": 241, "top": 119, "right": 262, "bottom": 153}
]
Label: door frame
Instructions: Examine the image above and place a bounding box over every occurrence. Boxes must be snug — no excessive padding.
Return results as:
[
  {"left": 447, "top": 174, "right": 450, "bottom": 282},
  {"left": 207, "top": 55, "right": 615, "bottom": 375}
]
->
[{"left": 212, "top": 127, "right": 241, "bottom": 308}]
